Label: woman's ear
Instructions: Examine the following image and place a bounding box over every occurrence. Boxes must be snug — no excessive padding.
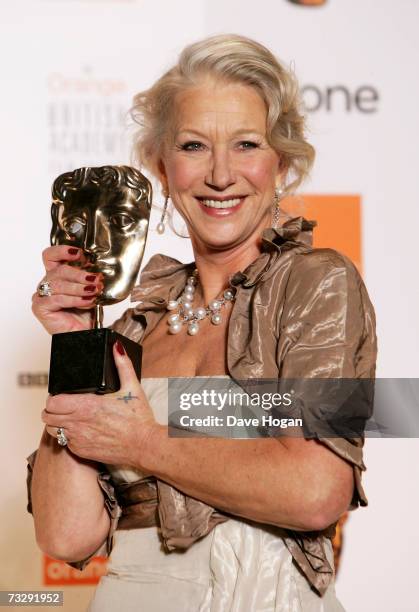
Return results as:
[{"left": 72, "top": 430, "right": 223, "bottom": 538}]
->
[
  {"left": 157, "top": 159, "right": 169, "bottom": 196},
  {"left": 276, "top": 157, "right": 288, "bottom": 186}
]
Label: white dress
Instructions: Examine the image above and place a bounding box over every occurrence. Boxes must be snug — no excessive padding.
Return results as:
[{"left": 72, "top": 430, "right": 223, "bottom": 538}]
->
[{"left": 88, "top": 378, "right": 346, "bottom": 612}]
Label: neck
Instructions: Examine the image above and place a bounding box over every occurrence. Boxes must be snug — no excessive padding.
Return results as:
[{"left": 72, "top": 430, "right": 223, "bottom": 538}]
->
[{"left": 190, "top": 232, "right": 265, "bottom": 304}]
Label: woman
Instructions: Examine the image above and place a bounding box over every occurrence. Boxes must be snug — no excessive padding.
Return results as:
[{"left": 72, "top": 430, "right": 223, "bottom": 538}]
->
[{"left": 29, "top": 34, "right": 376, "bottom": 611}]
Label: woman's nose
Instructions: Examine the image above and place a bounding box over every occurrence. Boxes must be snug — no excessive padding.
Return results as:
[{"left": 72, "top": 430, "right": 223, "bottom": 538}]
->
[{"left": 205, "top": 146, "right": 235, "bottom": 191}]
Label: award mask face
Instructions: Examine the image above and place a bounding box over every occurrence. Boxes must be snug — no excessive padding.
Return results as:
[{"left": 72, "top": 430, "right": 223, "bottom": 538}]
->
[{"left": 51, "top": 166, "right": 152, "bottom": 305}]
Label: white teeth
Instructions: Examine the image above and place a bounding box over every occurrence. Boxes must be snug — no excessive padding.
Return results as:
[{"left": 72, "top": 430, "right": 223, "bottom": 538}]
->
[{"left": 201, "top": 198, "right": 241, "bottom": 209}]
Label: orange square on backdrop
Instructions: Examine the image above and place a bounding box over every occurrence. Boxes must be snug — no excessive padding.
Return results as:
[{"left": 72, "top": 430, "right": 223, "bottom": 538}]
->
[{"left": 283, "top": 194, "right": 362, "bottom": 272}]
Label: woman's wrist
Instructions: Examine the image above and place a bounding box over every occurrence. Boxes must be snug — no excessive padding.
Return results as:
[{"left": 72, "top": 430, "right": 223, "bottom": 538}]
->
[{"left": 132, "top": 422, "right": 165, "bottom": 475}]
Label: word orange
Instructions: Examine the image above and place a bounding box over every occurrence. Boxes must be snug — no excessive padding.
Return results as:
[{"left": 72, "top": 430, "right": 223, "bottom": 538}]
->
[{"left": 43, "top": 556, "right": 107, "bottom": 586}]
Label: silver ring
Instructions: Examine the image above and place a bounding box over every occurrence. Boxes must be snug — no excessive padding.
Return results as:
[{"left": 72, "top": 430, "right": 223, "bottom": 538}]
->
[
  {"left": 56, "top": 427, "right": 68, "bottom": 447},
  {"left": 37, "top": 280, "right": 52, "bottom": 297}
]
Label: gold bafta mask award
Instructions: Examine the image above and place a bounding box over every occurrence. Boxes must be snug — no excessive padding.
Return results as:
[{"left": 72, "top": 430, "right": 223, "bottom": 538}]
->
[{"left": 47, "top": 165, "right": 152, "bottom": 395}]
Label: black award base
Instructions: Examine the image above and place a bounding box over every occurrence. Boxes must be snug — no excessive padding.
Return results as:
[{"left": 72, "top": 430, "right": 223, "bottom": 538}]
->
[{"left": 48, "top": 328, "right": 142, "bottom": 395}]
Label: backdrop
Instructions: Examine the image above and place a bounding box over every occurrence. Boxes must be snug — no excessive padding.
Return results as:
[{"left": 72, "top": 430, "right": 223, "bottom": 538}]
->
[{"left": 2, "top": 1, "right": 418, "bottom": 610}]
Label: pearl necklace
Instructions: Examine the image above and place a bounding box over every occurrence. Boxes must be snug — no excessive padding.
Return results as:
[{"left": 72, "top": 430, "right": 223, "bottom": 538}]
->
[{"left": 166, "top": 269, "right": 236, "bottom": 335}]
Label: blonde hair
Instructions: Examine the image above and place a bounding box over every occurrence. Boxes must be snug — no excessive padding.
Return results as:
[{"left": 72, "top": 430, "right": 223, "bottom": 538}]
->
[{"left": 131, "top": 34, "right": 315, "bottom": 196}]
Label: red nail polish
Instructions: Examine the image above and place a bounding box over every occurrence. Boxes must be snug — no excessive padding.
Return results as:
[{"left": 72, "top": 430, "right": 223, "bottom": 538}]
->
[
  {"left": 81, "top": 296, "right": 94, "bottom": 301},
  {"left": 115, "top": 340, "right": 125, "bottom": 355},
  {"left": 68, "top": 248, "right": 79, "bottom": 255},
  {"left": 85, "top": 274, "right": 97, "bottom": 282},
  {"left": 84, "top": 285, "right": 96, "bottom": 292}
]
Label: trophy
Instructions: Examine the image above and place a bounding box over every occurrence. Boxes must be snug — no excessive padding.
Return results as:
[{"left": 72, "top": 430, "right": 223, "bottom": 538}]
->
[{"left": 47, "top": 165, "right": 152, "bottom": 395}]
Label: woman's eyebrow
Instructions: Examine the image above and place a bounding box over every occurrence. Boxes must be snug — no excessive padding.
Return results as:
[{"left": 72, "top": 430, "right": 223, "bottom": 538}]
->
[
  {"left": 175, "top": 129, "right": 208, "bottom": 139},
  {"left": 176, "top": 128, "right": 265, "bottom": 138}
]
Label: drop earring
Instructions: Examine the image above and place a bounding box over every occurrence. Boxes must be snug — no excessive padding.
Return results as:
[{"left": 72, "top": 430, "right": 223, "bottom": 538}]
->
[
  {"left": 271, "top": 185, "right": 284, "bottom": 228},
  {"left": 156, "top": 194, "right": 169, "bottom": 234}
]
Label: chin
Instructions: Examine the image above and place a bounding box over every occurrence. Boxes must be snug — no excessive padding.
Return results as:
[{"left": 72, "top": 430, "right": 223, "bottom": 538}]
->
[
  {"left": 199, "top": 232, "right": 250, "bottom": 251},
  {"left": 189, "top": 215, "right": 265, "bottom": 251}
]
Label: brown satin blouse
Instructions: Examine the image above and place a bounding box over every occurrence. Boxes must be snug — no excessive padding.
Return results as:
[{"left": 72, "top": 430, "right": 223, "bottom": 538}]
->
[{"left": 27, "top": 216, "right": 377, "bottom": 597}]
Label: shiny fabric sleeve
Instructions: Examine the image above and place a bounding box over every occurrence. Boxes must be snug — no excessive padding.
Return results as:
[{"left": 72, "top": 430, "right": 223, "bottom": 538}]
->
[
  {"left": 275, "top": 249, "right": 377, "bottom": 508},
  {"left": 109, "top": 306, "right": 147, "bottom": 343},
  {"left": 26, "top": 451, "right": 121, "bottom": 571}
]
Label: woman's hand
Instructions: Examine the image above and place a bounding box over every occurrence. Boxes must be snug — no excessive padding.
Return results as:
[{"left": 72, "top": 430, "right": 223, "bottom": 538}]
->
[
  {"left": 42, "top": 342, "right": 157, "bottom": 468},
  {"left": 31, "top": 245, "right": 104, "bottom": 335}
]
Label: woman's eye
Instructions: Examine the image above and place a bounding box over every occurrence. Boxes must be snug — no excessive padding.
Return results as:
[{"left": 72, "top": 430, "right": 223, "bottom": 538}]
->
[
  {"left": 110, "top": 213, "right": 135, "bottom": 229},
  {"left": 238, "top": 141, "right": 259, "bottom": 150},
  {"left": 63, "top": 218, "right": 85, "bottom": 237},
  {"left": 181, "top": 141, "right": 205, "bottom": 151}
]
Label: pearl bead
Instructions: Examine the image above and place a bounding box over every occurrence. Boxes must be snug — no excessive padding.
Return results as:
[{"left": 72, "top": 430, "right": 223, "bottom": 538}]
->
[
  {"left": 166, "top": 269, "right": 234, "bottom": 336},
  {"left": 209, "top": 299, "right": 221, "bottom": 311},
  {"left": 211, "top": 313, "right": 222, "bottom": 325},
  {"left": 168, "top": 313, "right": 180, "bottom": 324},
  {"left": 169, "top": 322, "right": 182, "bottom": 334},
  {"left": 194, "top": 307, "right": 206, "bottom": 320},
  {"left": 156, "top": 222, "right": 165, "bottom": 234},
  {"left": 184, "top": 287, "right": 195, "bottom": 298},
  {"left": 188, "top": 322, "right": 199, "bottom": 335}
]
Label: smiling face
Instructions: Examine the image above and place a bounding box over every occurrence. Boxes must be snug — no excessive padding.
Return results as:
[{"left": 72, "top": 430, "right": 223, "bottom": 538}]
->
[{"left": 159, "top": 78, "right": 284, "bottom": 252}]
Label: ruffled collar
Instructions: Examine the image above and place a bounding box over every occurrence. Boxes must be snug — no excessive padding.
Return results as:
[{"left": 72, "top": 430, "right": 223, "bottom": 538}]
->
[{"left": 130, "top": 216, "right": 316, "bottom": 311}]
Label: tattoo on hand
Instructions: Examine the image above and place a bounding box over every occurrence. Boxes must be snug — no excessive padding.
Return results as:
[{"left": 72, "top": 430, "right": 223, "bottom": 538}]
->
[{"left": 117, "top": 391, "right": 138, "bottom": 404}]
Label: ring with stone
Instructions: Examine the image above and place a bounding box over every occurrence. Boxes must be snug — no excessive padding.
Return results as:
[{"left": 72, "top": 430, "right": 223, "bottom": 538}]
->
[
  {"left": 56, "top": 427, "right": 68, "bottom": 447},
  {"left": 37, "top": 280, "right": 52, "bottom": 298}
]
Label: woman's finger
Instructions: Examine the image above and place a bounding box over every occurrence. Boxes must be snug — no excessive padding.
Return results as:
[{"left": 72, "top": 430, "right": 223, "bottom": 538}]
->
[
  {"left": 32, "top": 292, "right": 97, "bottom": 312},
  {"left": 36, "top": 277, "right": 103, "bottom": 299},
  {"left": 47, "top": 263, "right": 104, "bottom": 286},
  {"left": 42, "top": 245, "right": 82, "bottom": 272},
  {"left": 42, "top": 410, "right": 72, "bottom": 428},
  {"left": 45, "top": 425, "right": 58, "bottom": 439},
  {"left": 45, "top": 426, "right": 71, "bottom": 447},
  {"left": 45, "top": 392, "right": 91, "bottom": 416},
  {"left": 113, "top": 341, "right": 142, "bottom": 392}
]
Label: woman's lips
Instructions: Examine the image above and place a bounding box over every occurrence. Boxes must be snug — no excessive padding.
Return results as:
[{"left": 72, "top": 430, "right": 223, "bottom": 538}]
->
[{"left": 196, "top": 196, "right": 246, "bottom": 217}]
